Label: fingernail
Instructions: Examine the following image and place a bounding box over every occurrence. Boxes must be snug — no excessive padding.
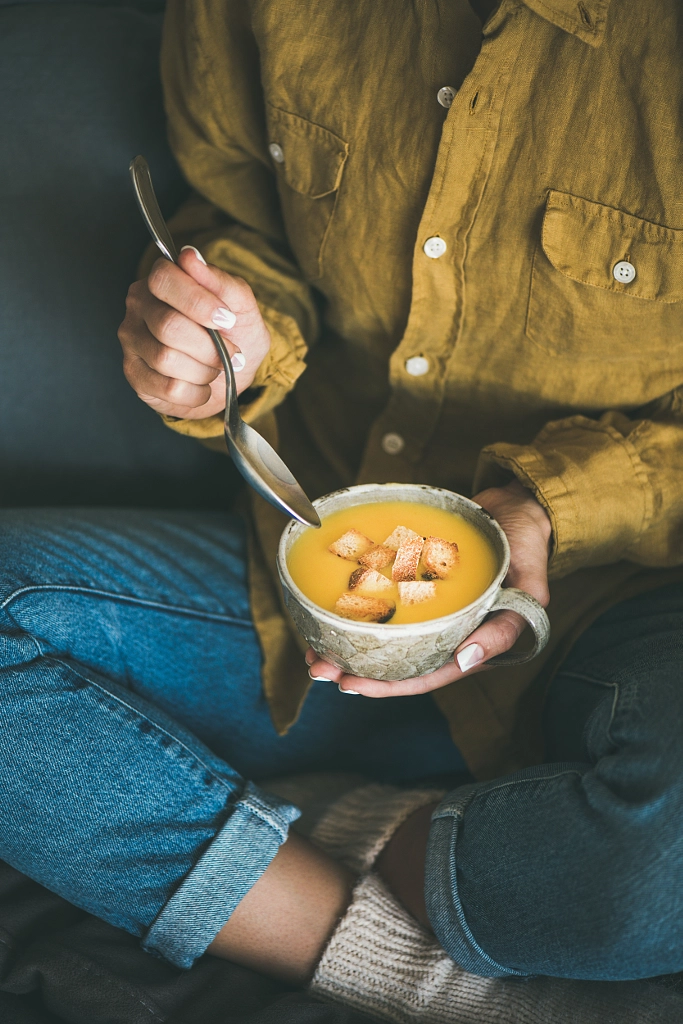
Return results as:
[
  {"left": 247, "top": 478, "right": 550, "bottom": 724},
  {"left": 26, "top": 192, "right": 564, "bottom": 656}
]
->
[
  {"left": 339, "top": 685, "right": 360, "bottom": 695},
  {"left": 308, "top": 668, "right": 333, "bottom": 682},
  {"left": 212, "top": 307, "right": 236, "bottom": 330},
  {"left": 456, "top": 643, "right": 485, "bottom": 672},
  {"left": 179, "top": 245, "right": 207, "bottom": 265},
  {"left": 231, "top": 352, "right": 246, "bottom": 372}
]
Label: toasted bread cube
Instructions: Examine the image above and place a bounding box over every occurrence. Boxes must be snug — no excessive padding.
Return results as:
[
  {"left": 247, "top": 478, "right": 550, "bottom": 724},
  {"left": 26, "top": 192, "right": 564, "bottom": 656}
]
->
[
  {"left": 398, "top": 581, "right": 437, "bottom": 605},
  {"left": 392, "top": 536, "right": 425, "bottom": 583},
  {"left": 359, "top": 544, "right": 395, "bottom": 570},
  {"left": 383, "top": 525, "right": 421, "bottom": 551},
  {"left": 328, "top": 529, "right": 375, "bottom": 561},
  {"left": 422, "top": 536, "right": 459, "bottom": 579},
  {"left": 348, "top": 567, "right": 394, "bottom": 594},
  {"left": 335, "top": 592, "right": 395, "bottom": 623}
]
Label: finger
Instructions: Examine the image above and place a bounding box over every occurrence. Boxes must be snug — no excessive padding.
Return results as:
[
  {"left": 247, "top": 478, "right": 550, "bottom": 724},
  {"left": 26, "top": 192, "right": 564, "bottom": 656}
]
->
[
  {"left": 305, "top": 646, "right": 464, "bottom": 698},
  {"left": 305, "top": 650, "right": 345, "bottom": 684},
  {"left": 177, "top": 246, "right": 258, "bottom": 316},
  {"left": 124, "top": 280, "right": 226, "bottom": 369},
  {"left": 147, "top": 254, "right": 255, "bottom": 338},
  {"left": 335, "top": 657, "right": 464, "bottom": 697},
  {"left": 454, "top": 609, "right": 527, "bottom": 675},
  {"left": 123, "top": 351, "right": 214, "bottom": 412},
  {"left": 123, "top": 320, "right": 224, "bottom": 387},
  {"left": 135, "top": 369, "right": 227, "bottom": 420},
  {"left": 142, "top": 296, "right": 226, "bottom": 369}
]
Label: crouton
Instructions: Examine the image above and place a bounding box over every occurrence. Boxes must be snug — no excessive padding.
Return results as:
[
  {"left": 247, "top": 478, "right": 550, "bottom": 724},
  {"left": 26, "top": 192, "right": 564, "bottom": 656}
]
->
[
  {"left": 398, "top": 581, "right": 437, "bottom": 605},
  {"left": 422, "top": 536, "right": 459, "bottom": 579},
  {"left": 392, "top": 536, "right": 425, "bottom": 583},
  {"left": 348, "top": 567, "right": 394, "bottom": 594},
  {"left": 335, "top": 592, "right": 395, "bottom": 623},
  {"left": 359, "top": 544, "right": 395, "bottom": 570},
  {"left": 328, "top": 529, "right": 375, "bottom": 561},
  {"left": 383, "top": 525, "right": 421, "bottom": 551}
]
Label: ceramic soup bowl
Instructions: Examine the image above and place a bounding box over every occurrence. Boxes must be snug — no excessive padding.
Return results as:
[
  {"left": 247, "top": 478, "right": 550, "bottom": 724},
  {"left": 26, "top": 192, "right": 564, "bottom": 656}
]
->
[{"left": 277, "top": 483, "right": 550, "bottom": 681}]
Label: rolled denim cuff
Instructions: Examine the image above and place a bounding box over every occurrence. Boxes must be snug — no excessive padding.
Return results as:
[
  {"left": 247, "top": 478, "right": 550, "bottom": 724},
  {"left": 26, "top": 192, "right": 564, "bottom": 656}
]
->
[
  {"left": 143, "top": 781, "right": 300, "bottom": 968},
  {"left": 424, "top": 783, "right": 527, "bottom": 979}
]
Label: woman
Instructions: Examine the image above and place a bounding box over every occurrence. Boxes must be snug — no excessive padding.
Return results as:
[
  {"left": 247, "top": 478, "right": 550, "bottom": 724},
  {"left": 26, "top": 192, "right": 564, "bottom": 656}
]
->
[{"left": 2, "top": 1, "right": 682, "bottom": 1020}]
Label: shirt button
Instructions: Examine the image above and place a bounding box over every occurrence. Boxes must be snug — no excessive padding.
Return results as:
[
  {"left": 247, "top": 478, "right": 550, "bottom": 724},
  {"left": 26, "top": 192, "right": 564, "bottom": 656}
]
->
[
  {"left": 437, "top": 86, "right": 456, "bottom": 109},
  {"left": 268, "top": 143, "right": 285, "bottom": 163},
  {"left": 423, "top": 236, "right": 447, "bottom": 259},
  {"left": 613, "top": 260, "right": 636, "bottom": 284},
  {"left": 381, "top": 432, "right": 405, "bottom": 455},
  {"left": 405, "top": 355, "right": 430, "bottom": 376}
]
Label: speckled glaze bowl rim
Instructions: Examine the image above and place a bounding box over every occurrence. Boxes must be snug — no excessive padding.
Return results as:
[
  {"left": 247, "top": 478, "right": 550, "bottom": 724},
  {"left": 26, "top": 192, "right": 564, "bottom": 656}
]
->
[{"left": 277, "top": 483, "right": 511, "bottom": 637}]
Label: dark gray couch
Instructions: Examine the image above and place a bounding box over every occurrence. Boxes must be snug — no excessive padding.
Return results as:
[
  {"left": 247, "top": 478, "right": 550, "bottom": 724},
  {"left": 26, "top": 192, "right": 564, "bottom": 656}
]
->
[
  {"left": 0, "top": 3, "right": 370, "bottom": 1021},
  {"left": 0, "top": 0, "right": 237, "bottom": 510}
]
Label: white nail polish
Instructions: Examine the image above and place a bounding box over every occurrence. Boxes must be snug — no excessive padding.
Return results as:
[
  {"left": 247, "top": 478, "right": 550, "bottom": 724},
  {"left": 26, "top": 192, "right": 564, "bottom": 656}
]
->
[
  {"left": 339, "top": 686, "right": 360, "bottom": 695},
  {"left": 212, "top": 307, "right": 236, "bottom": 330},
  {"left": 308, "top": 669, "right": 333, "bottom": 682},
  {"left": 456, "top": 643, "right": 485, "bottom": 672},
  {"left": 179, "top": 245, "right": 207, "bottom": 265},
  {"left": 231, "top": 352, "right": 246, "bottom": 372}
]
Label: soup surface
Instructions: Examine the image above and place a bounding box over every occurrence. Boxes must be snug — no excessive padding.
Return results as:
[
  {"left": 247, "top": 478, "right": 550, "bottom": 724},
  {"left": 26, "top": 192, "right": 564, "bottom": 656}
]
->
[{"left": 287, "top": 500, "right": 498, "bottom": 624}]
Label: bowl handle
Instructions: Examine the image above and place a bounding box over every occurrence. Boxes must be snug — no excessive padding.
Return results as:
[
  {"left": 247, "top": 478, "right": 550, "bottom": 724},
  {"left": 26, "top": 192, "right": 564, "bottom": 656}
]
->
[{"left": 483, "top": 588, "right": 550, "bottom": 667}]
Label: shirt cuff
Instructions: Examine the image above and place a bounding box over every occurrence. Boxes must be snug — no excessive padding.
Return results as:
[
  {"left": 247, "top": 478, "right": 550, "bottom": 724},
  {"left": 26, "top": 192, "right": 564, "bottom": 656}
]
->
[
  {"left": 143, "top": 782, "right": 300, "bottom": 968},
  {"left": 475, "top": 415, "right": 653, "bottom": 578}
]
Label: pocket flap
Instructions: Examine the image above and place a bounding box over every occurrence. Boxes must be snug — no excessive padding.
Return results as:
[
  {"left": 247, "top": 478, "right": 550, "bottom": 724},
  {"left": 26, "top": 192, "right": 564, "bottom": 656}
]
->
[
  {"left": 266, "top": 106, "right": 348, "bottom": 199},
  {"left": 541, "top": 191, "right": 683, "bottom": 303}
]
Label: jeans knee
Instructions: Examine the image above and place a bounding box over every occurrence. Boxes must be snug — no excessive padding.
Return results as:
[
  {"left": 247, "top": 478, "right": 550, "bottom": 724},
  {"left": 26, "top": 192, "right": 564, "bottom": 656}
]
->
[{"left": 573, "top": 793, "right": 683, "bottom": 969}]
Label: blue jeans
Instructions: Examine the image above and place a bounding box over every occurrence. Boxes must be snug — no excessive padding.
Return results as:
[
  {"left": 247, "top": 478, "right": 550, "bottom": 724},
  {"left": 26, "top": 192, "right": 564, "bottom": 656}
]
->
[
  {"left": 1, "top": 509, "right": 681, "bottom": 979},
  {"left": 427, "top": 579, "right": 683, "bottom": 980},
  {"left": 0, "top": 508, "right": 464, "bottom": 969}
]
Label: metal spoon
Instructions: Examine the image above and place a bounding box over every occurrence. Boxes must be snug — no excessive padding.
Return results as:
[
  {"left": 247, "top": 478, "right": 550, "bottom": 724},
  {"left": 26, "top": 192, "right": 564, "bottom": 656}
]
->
[{"left": 129, "top": 155, "right": 321, "bottom": 528}]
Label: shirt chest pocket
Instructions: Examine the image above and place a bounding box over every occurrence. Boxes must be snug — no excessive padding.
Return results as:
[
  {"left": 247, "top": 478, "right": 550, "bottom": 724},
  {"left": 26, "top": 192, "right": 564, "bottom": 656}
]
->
[
  {"left": 266, "top": 105, "right": 348, "bottom": 281},
  {"left": 526, "top": 191, "right": 683, "bottom": 361}
]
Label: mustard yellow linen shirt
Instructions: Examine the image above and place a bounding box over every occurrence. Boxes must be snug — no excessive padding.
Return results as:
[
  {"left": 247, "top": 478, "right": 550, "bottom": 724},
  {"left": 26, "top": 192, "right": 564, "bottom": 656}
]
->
[{"left": 158, "top": 0, "right": 683, "bottom": 779}]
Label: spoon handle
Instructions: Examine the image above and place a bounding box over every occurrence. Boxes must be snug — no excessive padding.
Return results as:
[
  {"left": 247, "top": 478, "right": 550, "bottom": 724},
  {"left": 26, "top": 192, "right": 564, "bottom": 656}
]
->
[
  {"left": 129, "top": 156, "right": 242, "bottom": 431},
  {"left": 206, "top": 327, "right": 240, "bottom": 431},
  {"left": 130, "top": 156, "right": 179, "bottom": 263},
  {"left": 129, "top": 156, "right": 321, "bottom": 528}
]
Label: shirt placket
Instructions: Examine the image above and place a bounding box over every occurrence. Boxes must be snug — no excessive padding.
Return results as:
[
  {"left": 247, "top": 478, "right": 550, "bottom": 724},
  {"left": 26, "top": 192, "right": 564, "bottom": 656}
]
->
[{"left": 356, "top": 1, "right": 524, "bottom": 486}]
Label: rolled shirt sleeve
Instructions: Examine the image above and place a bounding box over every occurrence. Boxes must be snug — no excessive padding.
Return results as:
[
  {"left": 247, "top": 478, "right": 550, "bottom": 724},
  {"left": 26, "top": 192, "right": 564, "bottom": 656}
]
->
[{"left": 475, "top": 398, "right": 683, "bottom": 578}]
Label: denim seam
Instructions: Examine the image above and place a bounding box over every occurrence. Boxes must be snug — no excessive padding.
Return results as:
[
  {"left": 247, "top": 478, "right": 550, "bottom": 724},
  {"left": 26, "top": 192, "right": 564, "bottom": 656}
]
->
[
  {"left": 2, "top": 584, "right": 253, "bottom": 628},
  {"left": 1, "top": 621, "right": 43, "bottom": 662},
  {"left": 432, "top": 767, "right": 586, "bottom": 819},
  {"left": 557, "top": 670, "right": 620, "bottom": 747},
  {"left": 47, "top": 656, "right": 236, "bottom": 795},
  {"left": 430, "top": 769, "right": 584, "bottom": 977},
  {"left": 240, "top": 793, "right": 293, "bottom": 839}
]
